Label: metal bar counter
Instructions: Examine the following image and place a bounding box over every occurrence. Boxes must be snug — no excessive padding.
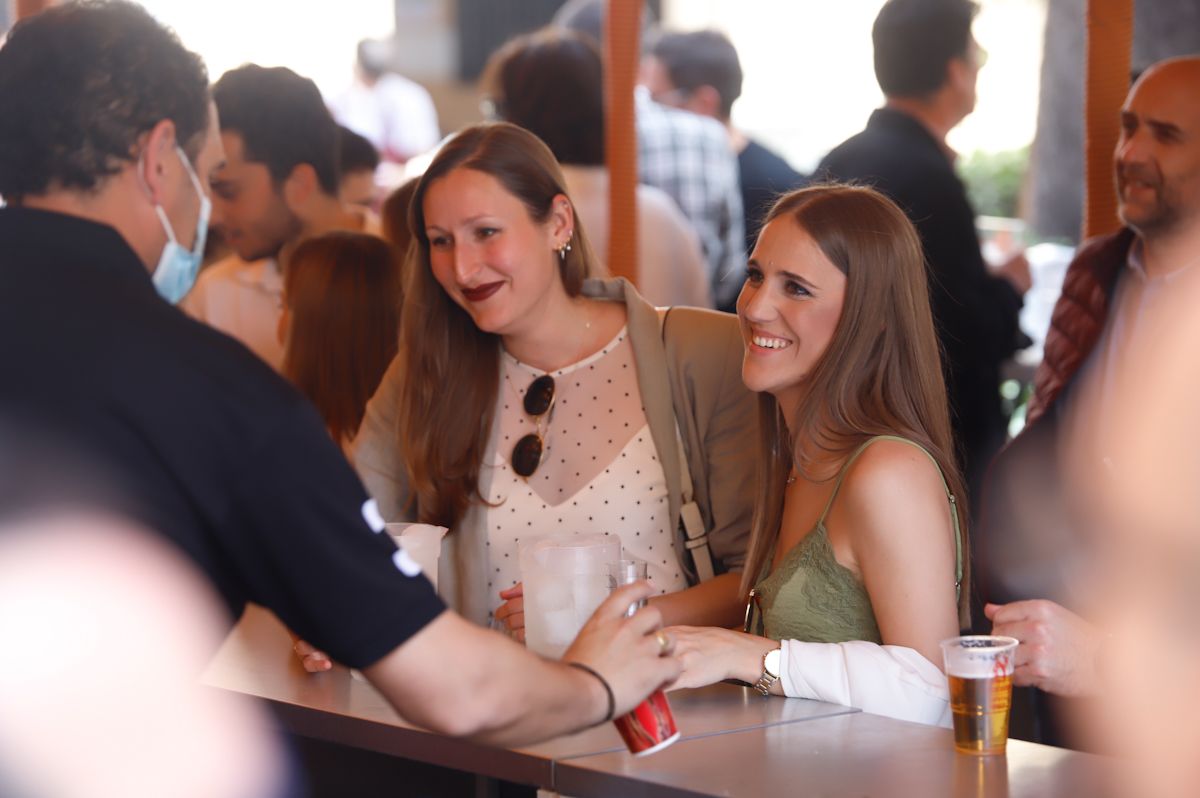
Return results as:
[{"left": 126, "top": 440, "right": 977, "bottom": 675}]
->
[
  {"left": 556, "top": 711, "right": 1110, "bottom": 797},
  {"left": 204, "top": 605, "right": 1111, "bottom": 796}
]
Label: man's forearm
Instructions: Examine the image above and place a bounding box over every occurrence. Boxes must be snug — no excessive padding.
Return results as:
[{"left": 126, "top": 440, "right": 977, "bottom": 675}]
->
[
  {"left": 467, "top": 653, "right": 608, "bottom": 746},
  {"left": 364, "top": 611, "right": 606, "bottom": 745}
]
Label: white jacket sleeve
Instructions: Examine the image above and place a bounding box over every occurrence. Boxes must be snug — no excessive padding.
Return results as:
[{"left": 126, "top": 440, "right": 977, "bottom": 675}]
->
[{"left": 778, "top": 639, "right": 952, "bottom": 728}]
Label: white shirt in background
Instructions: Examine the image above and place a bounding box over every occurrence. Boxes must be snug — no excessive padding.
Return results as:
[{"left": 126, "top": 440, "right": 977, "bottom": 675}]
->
[
  {"left": 329, "top": 74, "right": 440, "bottom": 163},
  {"left": 182, "top": 211, "right": 383, "bottom": 372},
  {"left": 182, "top": 256, "right": 285, "bottom": 371}
]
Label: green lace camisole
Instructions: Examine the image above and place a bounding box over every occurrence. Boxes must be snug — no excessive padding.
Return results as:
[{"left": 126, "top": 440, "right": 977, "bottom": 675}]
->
[{"left": 748, "top": 435, "right": 963, "bottom": 644}]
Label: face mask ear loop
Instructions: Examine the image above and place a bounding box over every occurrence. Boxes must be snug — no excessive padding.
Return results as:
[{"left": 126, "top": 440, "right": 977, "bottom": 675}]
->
[
  {"left": 153, "top": 204, "right": 180, "bottom": 246},
  {"left": 174, "top": 145, "right": 212, "bottom": 259},
  {"left": 175, "top": 144, "right": 206, "bottom": 196},
  {"left": 137, "top": 147, "right": 181, "bottom": 246}
]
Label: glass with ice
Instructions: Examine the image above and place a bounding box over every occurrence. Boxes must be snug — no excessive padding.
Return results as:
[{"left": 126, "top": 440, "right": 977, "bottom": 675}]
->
[{"left": 519, "top": 533, "right": 620, "bottom": 658}]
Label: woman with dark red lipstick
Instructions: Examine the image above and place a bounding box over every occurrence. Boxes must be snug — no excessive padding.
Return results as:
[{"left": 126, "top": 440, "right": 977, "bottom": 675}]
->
[
  {"left": 353, "top": 123, "right": 758, "bottom": 634},
  {"left": 664, "top": 185, "right": 970, "bottom": 727}
]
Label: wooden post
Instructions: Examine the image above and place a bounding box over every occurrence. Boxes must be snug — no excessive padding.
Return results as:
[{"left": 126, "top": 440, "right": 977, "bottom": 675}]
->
[
  {"left": 15, "top": 0, "right": 54, "bottom": 21},
  {"left": 1082, "top": 0, "right": 1134, "bottom": 240},
  {"left": 604, "top": 0, "right": 641, "bottom": 287}
]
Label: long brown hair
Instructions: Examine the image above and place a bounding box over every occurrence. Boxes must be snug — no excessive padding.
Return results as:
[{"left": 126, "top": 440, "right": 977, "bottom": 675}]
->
[
  {"left": 399, "top": 122, "right": 599, "bottom": 528},
  {"left": 738, "top": 184, "right": 971, "bottom": 627},
  {"left": 282, "top": 231, "right": 402, "bottom": 445}
]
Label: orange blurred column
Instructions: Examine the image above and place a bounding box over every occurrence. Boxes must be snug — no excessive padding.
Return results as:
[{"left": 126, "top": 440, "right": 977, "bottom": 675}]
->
[
  {"left": 1082, "top": 0, "right": 1133, "bottom": 240},
  {"left": 15, "top": 0, "right": 55, "bottom": 20},
  {"left": 604, "top": 0, "right": 641, "bottom": 287}
]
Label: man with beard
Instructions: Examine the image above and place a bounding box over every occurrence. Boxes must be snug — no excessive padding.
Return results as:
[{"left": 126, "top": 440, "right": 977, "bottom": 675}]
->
[
  {"left": 979, "top": 56, "right": 1200, "bottom": 747},
  {"left": 183, "top": 65, "right": 378, "bottom": 370}
]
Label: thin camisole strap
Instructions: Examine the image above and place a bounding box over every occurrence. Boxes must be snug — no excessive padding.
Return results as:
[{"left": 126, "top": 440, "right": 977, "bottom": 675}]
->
[{"left": 815, "top": 435, "right": 963, "bottom": 594}]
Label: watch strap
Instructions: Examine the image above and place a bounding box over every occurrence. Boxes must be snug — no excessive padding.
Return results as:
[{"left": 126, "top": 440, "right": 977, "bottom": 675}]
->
[{"left": 754, "top": 648, "right": 781, "bottom": 696}]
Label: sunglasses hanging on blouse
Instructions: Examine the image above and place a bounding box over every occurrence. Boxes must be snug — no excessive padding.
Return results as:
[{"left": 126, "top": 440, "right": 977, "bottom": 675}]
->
[{"left": 511, "top": 374, "right": 555, "bottom": 478}]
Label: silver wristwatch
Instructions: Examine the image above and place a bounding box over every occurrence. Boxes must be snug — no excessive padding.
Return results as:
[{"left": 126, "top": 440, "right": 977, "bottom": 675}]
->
[{"left": 754, "top": 647, "right": 782, "bottom": 696}]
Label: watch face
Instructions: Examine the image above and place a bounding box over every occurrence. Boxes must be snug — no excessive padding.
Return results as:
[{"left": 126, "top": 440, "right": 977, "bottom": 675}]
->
[{"left": 764, "top": 648, "right": 782, "bottom": 677}]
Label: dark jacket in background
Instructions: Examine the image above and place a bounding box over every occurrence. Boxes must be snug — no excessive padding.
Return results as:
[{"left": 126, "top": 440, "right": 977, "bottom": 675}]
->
[{"left": 738, "top": 138, "right": 806, "bottom": 257}]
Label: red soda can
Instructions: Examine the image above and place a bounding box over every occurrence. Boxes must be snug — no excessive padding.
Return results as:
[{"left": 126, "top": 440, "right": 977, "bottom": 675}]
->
[{"left": 613, "top": 688, "right": 680, "bottom": 756}]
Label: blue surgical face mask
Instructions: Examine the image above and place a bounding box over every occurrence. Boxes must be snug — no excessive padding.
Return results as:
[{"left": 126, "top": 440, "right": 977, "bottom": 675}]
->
[{"left": 145, "top": 145, "right": 211, "bottom": 304}]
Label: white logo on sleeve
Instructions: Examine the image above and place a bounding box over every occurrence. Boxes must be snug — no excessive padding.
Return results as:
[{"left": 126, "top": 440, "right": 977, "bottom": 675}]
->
[
  {"left": 361, "top": 499, "right": 385, "bottom": 533},
  {"left": 392, "top": 547, "right": 423, "bottom": 577}
]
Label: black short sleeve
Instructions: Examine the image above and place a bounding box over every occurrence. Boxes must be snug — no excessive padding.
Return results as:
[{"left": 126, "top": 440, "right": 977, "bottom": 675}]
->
[{"left": 229, "top": 400, "right": 444, "bottom": 669}]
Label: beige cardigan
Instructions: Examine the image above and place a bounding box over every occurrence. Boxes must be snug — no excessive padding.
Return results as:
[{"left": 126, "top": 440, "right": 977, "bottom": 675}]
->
[{"left": 353, "top": 278, "right": 757, "bottom": 625}]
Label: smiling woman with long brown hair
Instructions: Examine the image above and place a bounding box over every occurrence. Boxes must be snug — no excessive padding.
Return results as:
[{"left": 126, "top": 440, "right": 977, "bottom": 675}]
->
[
  {"left": 666, "top": 184, "right": 969, "bottom": 727},
  {"left": 353, "top": 122, "right": 757, "bottom": 633}
]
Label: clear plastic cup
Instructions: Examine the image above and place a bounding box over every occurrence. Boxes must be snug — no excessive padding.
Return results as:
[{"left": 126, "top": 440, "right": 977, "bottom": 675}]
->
[
  {"left": 384, "top": 523, "right": 446, "bottom": 591},
  {"left": 606, "top": 559, "right": 648, "bottom": 616},
  {"left": 941, "top": 635, "right": 1019, "bottom": 755}
]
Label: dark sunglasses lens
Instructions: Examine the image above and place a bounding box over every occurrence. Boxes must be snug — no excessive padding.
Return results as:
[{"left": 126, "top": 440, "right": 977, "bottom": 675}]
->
[
  {"left": 512, "top": 433, "right": 544, "bottom": 477},
  {"left": 523, "top": 375, "right": 555, "bottom": 417}
]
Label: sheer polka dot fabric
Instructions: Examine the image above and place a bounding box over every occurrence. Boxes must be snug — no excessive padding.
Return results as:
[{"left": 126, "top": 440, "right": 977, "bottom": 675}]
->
[{"left": 482, "top": 327, "right": 685, "bottom": 614}]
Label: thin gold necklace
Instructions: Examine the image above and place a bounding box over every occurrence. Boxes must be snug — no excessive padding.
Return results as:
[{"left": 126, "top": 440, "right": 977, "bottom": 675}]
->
[{"left": 502, "top": 299, "right": 594, "bottom": 370}]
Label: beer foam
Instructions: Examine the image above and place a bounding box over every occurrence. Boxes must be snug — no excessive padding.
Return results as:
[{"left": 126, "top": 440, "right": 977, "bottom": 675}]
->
[
  {"left": 946, "top": 656, "right": 1012, "bottom": 679},
  {"left": 942, "top": 636, "right": 1017, "bottom": 678}
]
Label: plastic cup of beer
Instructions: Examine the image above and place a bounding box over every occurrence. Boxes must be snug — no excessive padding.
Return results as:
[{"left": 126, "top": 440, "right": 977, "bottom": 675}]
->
[{"left": 941, "top": 635, "right": 1019, "bottom": 755}]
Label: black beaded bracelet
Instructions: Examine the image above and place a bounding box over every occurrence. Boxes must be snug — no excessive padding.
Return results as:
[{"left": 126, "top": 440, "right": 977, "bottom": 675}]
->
[{"left": 566, "top": 662, "right": 615, "bottom": 724}]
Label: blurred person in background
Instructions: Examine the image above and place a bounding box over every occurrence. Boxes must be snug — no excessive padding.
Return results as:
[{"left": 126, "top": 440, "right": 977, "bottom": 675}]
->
[
  {"left": 818, "top": 0, "right": 1030, "bottom": 509},
  {"left": 380, "top": 178, "right": 419, "bottom": 256},
  {"left": 183, "top": 65, "right": 380, "bottom": 371},
  {"left": 0, "top": 0, "right": 681, "bottom": 746},
  {"left": 642, "top": 28, "right": 806, "bottom": 258},
  {"left": 354, "top": 122, "right": 757, "bottom": 641},
  {"left": 329, "top": 38, "right": 441, "bottom": 165},
  {"left": 338, "top": 124, "right": 382, "bottom": 209},
  {"left": 664, "top": 186, "right": 968, "bottom": 727},
  {"left": 481, "top": 28, "right": 711, "bottom": 308},
  {"left": 280, "top": 231, "right": 402, "bottom": 455},
  {"left": 553, "top": 0, "right": 746, "bottom": 312},
  {"left": 980, "top": 56, "right": 1200, "bottom": 750}
]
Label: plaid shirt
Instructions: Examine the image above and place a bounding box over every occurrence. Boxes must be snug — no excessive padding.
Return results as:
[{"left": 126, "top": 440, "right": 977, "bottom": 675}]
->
[{"left": 636, "top": 89, "right": 744, "bottom": 309}]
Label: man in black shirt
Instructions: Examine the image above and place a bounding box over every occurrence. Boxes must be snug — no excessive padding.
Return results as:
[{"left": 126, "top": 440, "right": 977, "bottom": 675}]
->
[
  {"left": 0, "top": 0, "right": 677, "bottom": 745},
  {"left": 817, "top": 0, "right": 1030, "bottom": 506},
  {"left": 643, "top": 29, "right": 806, "bottom": 265}
]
